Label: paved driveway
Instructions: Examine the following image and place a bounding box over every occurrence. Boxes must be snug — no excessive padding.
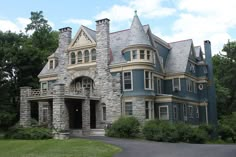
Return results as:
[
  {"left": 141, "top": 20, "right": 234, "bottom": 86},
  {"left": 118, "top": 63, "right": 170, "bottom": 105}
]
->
[{"left": 86, "top": 136, "right": 236, "bottom": 157}]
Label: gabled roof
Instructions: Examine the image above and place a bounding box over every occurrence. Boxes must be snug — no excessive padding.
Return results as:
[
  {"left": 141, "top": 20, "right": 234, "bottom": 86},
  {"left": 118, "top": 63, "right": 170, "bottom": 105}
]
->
[
  {"left": 165, "top": 39, "right": 193, "bottom": 73},
  {"left": 126, "top": 12, "right": 151, "bottom": 47}
]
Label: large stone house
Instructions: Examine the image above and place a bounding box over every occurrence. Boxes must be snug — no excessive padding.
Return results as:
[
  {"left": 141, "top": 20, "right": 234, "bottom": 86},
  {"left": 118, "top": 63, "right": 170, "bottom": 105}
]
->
[{"left": 19, "top": 12, "right": 217, "bottom": 136}]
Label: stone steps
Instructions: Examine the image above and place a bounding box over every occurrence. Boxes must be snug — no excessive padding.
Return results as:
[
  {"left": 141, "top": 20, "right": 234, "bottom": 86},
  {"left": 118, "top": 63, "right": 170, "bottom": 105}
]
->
[{"left": 90, "top": 129, "right": 105, "bottom": 136}]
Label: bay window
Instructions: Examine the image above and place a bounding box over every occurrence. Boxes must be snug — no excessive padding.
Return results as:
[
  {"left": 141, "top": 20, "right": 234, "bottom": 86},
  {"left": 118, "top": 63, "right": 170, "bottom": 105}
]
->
[{"left": 123, "top": 71, "right": 132, "bottom": 90}]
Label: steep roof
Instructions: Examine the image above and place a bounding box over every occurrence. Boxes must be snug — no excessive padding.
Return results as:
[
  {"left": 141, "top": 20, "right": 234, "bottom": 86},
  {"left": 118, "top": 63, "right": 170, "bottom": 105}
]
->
[
  {"left": 82, "top": 25, "right": 96, "bottom": 41},
  {"left": 165, "top": 39, "right": 192, "bottom": 73},
  {"left": 126, "top": 12, "right": 151, "bottom": 47}
]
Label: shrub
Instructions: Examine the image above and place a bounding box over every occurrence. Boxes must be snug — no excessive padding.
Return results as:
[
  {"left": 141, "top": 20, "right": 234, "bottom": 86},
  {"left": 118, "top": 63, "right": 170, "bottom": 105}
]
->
[
  {"left": 4, "top": 127, "right": 52, "bottom": 140},
  {"left": 188, "top": 128, "right": 208, "bottom": 144},
  {"left": 175, "top": 122, "right": 193, "bottom": 142},
  {"left": 143, "top": 120, "right": 178, "bottom": 143},
  {"left": 106, "top": 116, "right": 140, "bottom": 138},
  {"left": 217, "top": 124, "right": 234, "bottom": 141}
]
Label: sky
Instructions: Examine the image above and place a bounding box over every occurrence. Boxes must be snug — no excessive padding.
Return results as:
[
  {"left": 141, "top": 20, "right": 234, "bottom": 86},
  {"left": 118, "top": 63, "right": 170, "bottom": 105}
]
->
[{"left": 0, "top": 0, "right": 235, "bottom": 55}]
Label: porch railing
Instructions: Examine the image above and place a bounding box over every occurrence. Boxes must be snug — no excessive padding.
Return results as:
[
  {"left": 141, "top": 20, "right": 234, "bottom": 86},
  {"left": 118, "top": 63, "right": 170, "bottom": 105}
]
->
[{"left": 30, "top": 89, "right": 53, "bottom": 97}]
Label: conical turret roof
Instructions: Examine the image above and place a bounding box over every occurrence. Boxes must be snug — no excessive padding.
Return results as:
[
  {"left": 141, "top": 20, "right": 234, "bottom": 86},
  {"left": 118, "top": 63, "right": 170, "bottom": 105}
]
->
[{"left": 127, "top": 11, "right": 151, "bottom": 47}]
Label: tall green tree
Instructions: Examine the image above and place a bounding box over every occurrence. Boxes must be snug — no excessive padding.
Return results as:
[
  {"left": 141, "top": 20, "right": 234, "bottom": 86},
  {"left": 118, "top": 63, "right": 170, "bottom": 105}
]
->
[{"left": 213, "top": 40, "right": 236, "bottom": 117}]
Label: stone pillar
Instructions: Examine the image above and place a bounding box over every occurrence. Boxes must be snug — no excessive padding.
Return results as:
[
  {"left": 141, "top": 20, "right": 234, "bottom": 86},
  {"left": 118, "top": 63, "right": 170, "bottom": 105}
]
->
[
  {"left": 82, "top": 88, "right": 90, "bottom": 136},
  {"left": 38, "top": 101, "right": 52, "bottom": 128},
  {"left": 20, "top": 87, "right": 32, "bottom": 127},
  {"left": 133, "top": 97, "right": 145, "bottom": 123},
  {"left": 53, "top": 83, "right": 69, "bottom": 131}
]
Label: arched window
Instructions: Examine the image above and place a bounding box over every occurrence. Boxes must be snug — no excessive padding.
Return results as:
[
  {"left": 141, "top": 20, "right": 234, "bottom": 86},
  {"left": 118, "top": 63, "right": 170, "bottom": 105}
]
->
[
  {"left": 77, "top": 51, "right": 82, "bottom": 63},
  {"left": 70, "top": 52, "right": 76, "bottom": 64},
  {"left": 91, "top": 49, "right": 96, "bottom": 61},
  {"left": 84, "top": 50, "right": 89, "bottom": 63}
]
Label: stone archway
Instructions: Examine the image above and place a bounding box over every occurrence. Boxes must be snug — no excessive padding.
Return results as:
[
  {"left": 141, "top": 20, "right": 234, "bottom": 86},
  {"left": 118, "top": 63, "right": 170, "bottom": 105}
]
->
[{"left": 69, "top": 76, "right": 95, "bottom": 94}]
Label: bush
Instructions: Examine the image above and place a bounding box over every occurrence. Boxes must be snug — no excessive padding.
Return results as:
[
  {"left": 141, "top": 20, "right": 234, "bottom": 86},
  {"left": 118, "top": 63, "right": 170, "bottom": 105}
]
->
[
  {"left": 218, "top": 124, "right": 234, "bottom": 141},
  {"left": 143, "top": 120, "right": 178, "bottom": 142},
  {"left": 4, "top": 127, "right": 52, "bottom": 140},
  {"left": 175, "top": 122, "right": 193, "bottom": 142},
  {"left": 106, "top": 116, "right": 140, "bottom": 138},
  {"left": 188, "top": 128, "right": 208, "bottom": 144}
]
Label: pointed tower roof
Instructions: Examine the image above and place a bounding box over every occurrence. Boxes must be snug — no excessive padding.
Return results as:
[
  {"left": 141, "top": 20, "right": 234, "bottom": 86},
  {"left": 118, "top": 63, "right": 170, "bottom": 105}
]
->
[{"left": 127, "top": 10, "right": 151, "bottom": 47}]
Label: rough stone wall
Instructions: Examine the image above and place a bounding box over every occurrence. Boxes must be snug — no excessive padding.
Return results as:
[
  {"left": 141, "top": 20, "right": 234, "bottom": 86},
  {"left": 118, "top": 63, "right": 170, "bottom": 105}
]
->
[
  {"left": 82, "top": 90, "right": 90, "bottom": 136},
  {"left": 52, "top": 84, "right": 69, "bottom": 131},
  {"left": 94, "top": 19, "right": 121, "bottom": 123},
  {"left": 19, "top": 87, "right": 32, "bottom": 127}
]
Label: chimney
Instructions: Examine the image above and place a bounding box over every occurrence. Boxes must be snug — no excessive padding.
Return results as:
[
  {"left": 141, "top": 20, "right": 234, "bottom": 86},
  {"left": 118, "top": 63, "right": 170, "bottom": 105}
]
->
[
  {"left": 96, "top": 18, "right": 110, "bottom": 72},
  {"left": 204, "top": 40, "right": 217, "bottom": 125},
  {"left": 58, "top": 27, "right": 72, "bottom": 49}
]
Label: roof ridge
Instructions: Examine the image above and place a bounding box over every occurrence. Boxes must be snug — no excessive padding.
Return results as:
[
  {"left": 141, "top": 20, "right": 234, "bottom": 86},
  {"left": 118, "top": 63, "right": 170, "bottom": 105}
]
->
[
  {"left": 110, "top": 24, "right": 149, "bottom": 34},
  {"left": 168, "top": 39, "right": 192, "bottom": 44},
  {"left": 81, "top": 25, "right": 96, "bottom": 32}
]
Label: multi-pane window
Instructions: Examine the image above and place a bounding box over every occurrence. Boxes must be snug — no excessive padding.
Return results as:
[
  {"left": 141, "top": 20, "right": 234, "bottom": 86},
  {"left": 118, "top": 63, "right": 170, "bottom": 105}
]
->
[
  {"left": 42, "top": 82, "right": 47, "bottom": 90},
  {"left": 82, "top": 78, "right": 92, "bottom": 89},
  {"left": 159, "top": 106, "right": 169, "bottom": 120},
  {"left": 188, "top": 105, "right": 193, "bottom": 118},
  {"left": 77, "top": 51, "right": 82, "bottom": 63},
  {"left": 145, "top": 71, "right": 152, "bottom": 89},
  {"left": 123, "top": 71, "right": 132, "bottom": 90},
  {"left": 42, "top": 105, "right": 48, "bottom": 123},
  {"left": 132, "top": 50, "right": 137, "bottom": 60},
  {"left": 173, "top": 106, "right": 177, "bottom": 120},
  {"left": 187, "top": 79, "right": 195, "bottom": 92},
  {"left": 140, "top": 50, "right": 145, "bottom": 59},
  {"left": 49, "top": 60, "right": 53, "bottom": 69},
  {"left": 91, "top": 49, "right": 96, "bottom": 61},
  {"left": 125, "top": 102, "right": 133, "bottom": 115},
  {"left": 196, "top": 106, "right": 199, "bottom": 118},
  {"left": 145, "top": 101, "right": 153, "bottom": 119},
  {"left": 84, "top": 50, "right": 89, "bottom": 63},
  {"left": 70, "top": 52, "right": 76, "bottom": 64},
  {"left": 147, "top": 50, "right": 150, "bottom": 60},
  {"left": 172, "top": 78, "right": 181, "bottom": 91}
]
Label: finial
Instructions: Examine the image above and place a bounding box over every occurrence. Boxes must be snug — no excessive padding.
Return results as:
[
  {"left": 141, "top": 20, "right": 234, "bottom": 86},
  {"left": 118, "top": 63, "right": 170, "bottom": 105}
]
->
[{"left": 134, "top": 10, "right": 137, "bottom": 16}]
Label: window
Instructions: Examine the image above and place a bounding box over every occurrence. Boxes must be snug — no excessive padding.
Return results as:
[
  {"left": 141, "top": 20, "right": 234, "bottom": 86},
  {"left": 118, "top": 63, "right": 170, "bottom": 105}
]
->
[
  {"left": 186, "top": 79, "right": 194, "bottom": 92},
  {"left": 82, "top": 78, "right": 92, "bottom": 89},
  {"left": 84, "top": 50, "right": 90, "bottom": 63},
  {"left": 42, "top": 106, "right": 48, "bottom": 123},
  {"left": 147, "top": 51, "right": 150, "bottom": 60},
  {"left": 159, "top": 106, "right": 169, "bottom": 120},
  {"left": 77, "top": 51, "right": 82, "bottom": 63},
  {"left": 70, "top": 52, "right": 76, "bottom": 64},
  {"left": 123, "top": 71, "right": 132, "bottom": 90},
  {"left": 91, "top": 49, "right": 96, "bottom": 61},
  {"left": 145, "top": 101, "right": 153, "bottom": 119},
  {"left": 157, "top": 78, "right": 161, "bottom": 94},
  {"left": 42, "top": 82, "right": 47, "bottom": 90},
  {"left": 173, "top": 106, "right": 177, "bottom": 120},
  {"left": 125, "top": 102, "right": 133, "bottom": 115},
  {"left": 49, "top": 60, "right": 53, "bottom": 69},
  {"left": 145, "top": 71, "right": 152, "bottom": 89},
  {"left": 196, "top": 106, "right": 199, "bottom": 118},
  {"left": 140, "top": 50, "right": 145, "bottom": 59},
  {"left": 132, "top": 50, "right": 137, "bottom": 60},
  {"left": 183, "top": 104, "right": 187, "bottom": 121},
  {"left": 102, "top": 106, "right": 106, "bottom": 121},
  {"left": 188, "top": 105, "right": 193, "bottom": 118},
  {"left": 172, "top": 78, "right": 181, "bottom": 91}
]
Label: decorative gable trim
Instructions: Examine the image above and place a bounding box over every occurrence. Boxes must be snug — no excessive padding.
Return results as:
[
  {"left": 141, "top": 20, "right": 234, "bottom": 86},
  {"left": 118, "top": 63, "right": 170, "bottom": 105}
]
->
[{"left": 68, "top": 26, "right": 96, "bottom": 50}]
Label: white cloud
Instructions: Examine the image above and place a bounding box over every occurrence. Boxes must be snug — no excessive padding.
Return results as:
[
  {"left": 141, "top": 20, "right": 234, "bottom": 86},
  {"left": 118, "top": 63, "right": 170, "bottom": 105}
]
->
[
  {"left": 63, "top": 19, "right": 92, "bottom": 26},
  {"left": 0, "top": 19, "right": 19, "bottom": 32}
]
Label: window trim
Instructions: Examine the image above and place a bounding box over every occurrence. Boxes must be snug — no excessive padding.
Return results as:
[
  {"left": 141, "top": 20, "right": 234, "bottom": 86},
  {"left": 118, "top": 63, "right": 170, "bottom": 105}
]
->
[
  {"left": 144, "top": 70, "right": 153, "bottom": 90},
  {"left": 188, "top": 105, "right": 193, "bottom": 118},
  {"left": 145, "top": 101, "right": 154, "bottom": 120},
  {"left": 172, "top": 78, "right": 181, "bottom": 91},
  {"left": 84, "top": 50, "right": 90, "bottom": 63},
  {"left": 91, "top": 49, "right": 96, "bottom": 62},
  {"left": 77, "top": 51, "right": 83, "bottom": 64},
  {"left": 70, "top": 52, "right": 76, "bottom": 65},
  {"left": 124, "top": 101, "right": 133, "bottom": 116},
  {"left": 123, "top": 71, "right": 133, "bottom": 91},
  {"left": 159, "top": 105, "right": 169, "bottom": 120}
]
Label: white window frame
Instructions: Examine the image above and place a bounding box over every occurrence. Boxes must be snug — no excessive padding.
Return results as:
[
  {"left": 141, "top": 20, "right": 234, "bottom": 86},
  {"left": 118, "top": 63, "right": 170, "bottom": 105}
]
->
[
  {"left": 48, "top": 59, "right": 54, "bottom": 69},
  {"left": 188, "top": 105, "right": 193, "bottom": 118},
  {"left": 144, "top": 70, "right": 153, "bottom": 90},
  {"left": 173, "top": 105, "right": 177, "bottom": 120},
  {"left": 172, "top": 78, "right": 181, "bottom": 91},
  {"left": 132, "top": 49, "right": 138, "bottom": 60},
  {"left": 124, "top": 101, "right": 133, "bottom": 116},
  {"left": 140, "top": 50, "right": 145, "bottom": 59},
  {"left": 159, "top": 105, "right": 169, "bottom": 120},
  {"left": 70, "top": 52, "right": 76, "bottom": 65},
  {"left": 123, "top": 71, "right": 133, "bottom": 91},
  {"left": 91, "top": 49, "right": 96, "bottom": 62},
  {"left": 196, "top": 106, "right": 199, "bottom": 118},
  {"left": 84, "top": 50, "right": 90, "bottom": 63},
  {"left": 41, "top": 82, "right": 48, "bottom": 90},
  {"left": 145, "top": 101, "right": 154, "bottom": 120}
]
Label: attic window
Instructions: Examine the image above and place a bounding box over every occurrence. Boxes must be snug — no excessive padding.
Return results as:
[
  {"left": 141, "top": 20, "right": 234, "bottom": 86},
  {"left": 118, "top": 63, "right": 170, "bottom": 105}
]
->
[{"left": 49, "top": 60, "right": 53, "bottom": 69}]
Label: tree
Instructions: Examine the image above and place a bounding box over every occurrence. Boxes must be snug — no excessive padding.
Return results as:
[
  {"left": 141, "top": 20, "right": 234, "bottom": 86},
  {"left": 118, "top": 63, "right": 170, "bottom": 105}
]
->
[{"left": 213, "top": 40, "right": 236, "bottom": 117}]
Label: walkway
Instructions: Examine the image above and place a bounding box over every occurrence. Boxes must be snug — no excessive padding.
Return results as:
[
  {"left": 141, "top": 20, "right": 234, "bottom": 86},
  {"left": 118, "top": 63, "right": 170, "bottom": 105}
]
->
[{"left": 86, "top": 136, "right": 236, "bottom": 157}]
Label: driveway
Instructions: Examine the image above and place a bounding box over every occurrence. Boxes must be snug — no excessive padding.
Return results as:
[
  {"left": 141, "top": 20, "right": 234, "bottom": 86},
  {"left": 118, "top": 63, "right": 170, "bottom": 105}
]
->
[{"left": 86, "top": 136, "right": 236, "bottom": 157}]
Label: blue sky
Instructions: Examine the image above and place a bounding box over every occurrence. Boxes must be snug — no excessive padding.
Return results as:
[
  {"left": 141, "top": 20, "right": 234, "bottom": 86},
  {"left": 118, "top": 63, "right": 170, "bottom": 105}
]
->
[{"left": 0, "top": 0, "right": 235, "bottom": 55}]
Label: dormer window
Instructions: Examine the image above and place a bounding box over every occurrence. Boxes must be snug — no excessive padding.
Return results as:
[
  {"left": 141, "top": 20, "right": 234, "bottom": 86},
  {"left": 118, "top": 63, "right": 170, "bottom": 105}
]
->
[
  {"left": 49, "top": 60, "right": 53, "bottom": 69},
  {"left": 91, "top": 49, "right": 96, "bottom": 61},
  {"left": 84, "top": 50, "right": 89, "bottom": 63},
  {"left": 70, "top": 52, "right": 76, "bottom": 64}
]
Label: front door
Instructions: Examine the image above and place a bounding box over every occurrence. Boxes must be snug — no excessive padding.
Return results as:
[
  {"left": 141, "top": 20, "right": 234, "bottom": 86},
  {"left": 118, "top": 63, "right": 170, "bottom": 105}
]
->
[
  {"left": 69, "top": 104, "right": 82, "bottom": 129},
  {"left": 90, "top": 102, "right": 96, "bottom": 129}
]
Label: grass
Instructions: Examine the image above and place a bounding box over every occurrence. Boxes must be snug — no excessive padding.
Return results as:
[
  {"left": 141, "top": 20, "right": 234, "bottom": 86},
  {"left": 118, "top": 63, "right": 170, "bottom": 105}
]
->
[{"left": 0, "top": 138, "right": 121, "bottom": 157}]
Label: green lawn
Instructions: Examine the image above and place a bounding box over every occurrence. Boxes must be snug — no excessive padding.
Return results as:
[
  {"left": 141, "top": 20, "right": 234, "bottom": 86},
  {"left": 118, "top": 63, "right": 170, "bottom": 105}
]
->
[{"left": 0, "top": 138, "right": 121, "bottom": 157}]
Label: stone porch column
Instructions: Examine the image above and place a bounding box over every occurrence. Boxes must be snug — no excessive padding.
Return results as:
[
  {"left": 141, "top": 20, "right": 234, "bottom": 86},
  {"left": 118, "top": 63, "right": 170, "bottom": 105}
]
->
[
  {"left": 38, "top": 101, "right": 52, "bottom": 128},
  {"left": 82, "top": 88, "right": 90, "bottom": 136},
  {"left": 20, "top": 87, "right": 32, "bottom": 127},
  {"left": 53, "top": 83, "right": 69, "bottom": 131}
]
